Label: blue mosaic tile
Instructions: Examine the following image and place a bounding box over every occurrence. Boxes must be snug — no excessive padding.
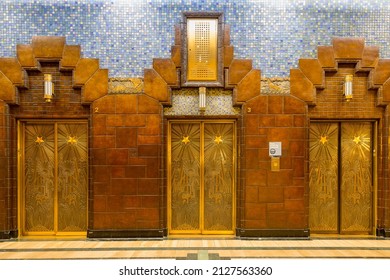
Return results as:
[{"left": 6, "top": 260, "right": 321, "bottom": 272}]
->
[{"left": 0, "top": 0, "right": 389, "bottom": 78}]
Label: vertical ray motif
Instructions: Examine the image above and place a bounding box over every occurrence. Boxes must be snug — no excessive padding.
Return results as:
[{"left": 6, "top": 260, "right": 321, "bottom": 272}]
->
[
  {"left": 341, "top": 122, "right": 372, "bottom": 233},
  {"left": 24, "top": 124, "right": 55, "bottom": 232},
  {"left": 309, "top": 122, "right": 373, "bottom": 234},
  {"left": 169, "top": 121, "right": 235, "bottom": 234},
  {"left": 57, "top": 123, "right": 88, "bottom": 232},
  {"left": 203, "top": 123, "right": 233, "bottom": 231},
  {"left": 170, "top": 123, "right": 201, "bottom": 231},
  {"left": 309, "top": 123, "right": 339, "bottom": 232},
  {"left": 23, "top": 122, "right": 88, "bottom": 235}
]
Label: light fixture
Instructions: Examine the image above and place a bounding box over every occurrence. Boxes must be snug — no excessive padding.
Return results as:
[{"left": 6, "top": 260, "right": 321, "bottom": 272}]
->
[
  {"left": 343, "top": 74, "right": 353, "bottom": 102},
  {"left": 199, "top": 86, "right": 206, "bottom": 112},
  {"left": 44, "top": 74, "right": 54, "bottom": 102}
]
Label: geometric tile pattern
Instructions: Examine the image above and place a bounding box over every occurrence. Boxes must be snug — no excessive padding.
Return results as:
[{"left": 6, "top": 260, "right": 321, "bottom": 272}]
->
[
  {"left": 163, "top": 88, "right": 241, "bottom": 116},
  {"left": 1, "top": 0, "right": 389, "bottom": 78}
]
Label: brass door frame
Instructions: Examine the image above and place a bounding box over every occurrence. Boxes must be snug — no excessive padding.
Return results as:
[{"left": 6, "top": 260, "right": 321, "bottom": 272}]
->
[
  {"left": 167, "top": 119, "right": 237, "bottom": 235},
  {"left": 18, "top": 120, "right": 88, "bottom": 237},
  {"left": 309, "top": 120, "right": 377, "bottom": 235}
]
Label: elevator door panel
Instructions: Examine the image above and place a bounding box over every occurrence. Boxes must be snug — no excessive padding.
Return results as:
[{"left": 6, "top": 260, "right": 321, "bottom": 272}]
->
[
  {"left": 24, "top": 124, "right": 55, "bottom": 232},
  {"left": 57, "top": 124, "right": 88, "bottom": 232},
  {"left": 169, "top": 121, "right": 235, "bottom": 235},
  {"left": 170, "top": 123, "right": 201, "bottom": 232},
  {"left": 22, "top": 122, "right": 88, "bottom": 236},
  {"left": 309, "top": 123, "right": 339, "bottom": 233},
  {"left": 309, "top": 122, "right": 373, "bottom": 235},
  {"left": 340, "top": 123, "right": 372, "bottom": 234},
  {"left": 203, "top": 123, "right": 234, "bottom": 232}
]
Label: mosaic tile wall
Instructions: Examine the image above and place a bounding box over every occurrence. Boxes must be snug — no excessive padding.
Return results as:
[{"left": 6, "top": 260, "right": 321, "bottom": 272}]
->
[
  {"left": 164, "top": 88, "right": 241, "bottom": 116},
  {"left": 1, "top": 0, "right": 389, "bottom": 78}
]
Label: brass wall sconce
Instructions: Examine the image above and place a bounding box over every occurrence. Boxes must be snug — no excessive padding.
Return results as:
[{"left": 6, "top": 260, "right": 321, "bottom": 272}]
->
[
  {"left": 199, "top": 86, "right": 206, "bottom": 112},
  {"left": 343, "top": 74, "right": 353, "bottom": 102},
  {"left": 44, "top": 74, "right": 54, "bottom": 102}
]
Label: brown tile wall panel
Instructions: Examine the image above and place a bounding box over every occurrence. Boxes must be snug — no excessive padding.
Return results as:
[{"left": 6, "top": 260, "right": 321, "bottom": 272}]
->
[
  {"left": 90, "top": 94, "right": 163, "bottom": 231},
  {"left": 10, "top": 62, "right": 90, "bottom": 119},
  {"left": 267, "top": 212, "right": 287, "bottom": 228},
  {"left": 123, "top": 196, "right": 142, "bottom": 209},
  {"left": 111, "top": 179, "right": 138, "bottom": 195},
  {"left": 380, "top": 110, "right": 389, "bottom": 232},
  {"left": 93, "top": 196, "right": 107, "bottom": 212},
  {"left": 241, "top": 95, "right": 308, "bottom": 230},
  {"left": 309, "top": 65, "right": 383, "bottom": 119},
  {"left": 107, "top": 149, "right": 129, "bottom": 165},
  {"left": 0, "top": 101, "right": 7, "bottom": 231},
  {"left": 111, "top": 166, "right": 126, "bottom": 178},
  {"left": 116, "top": 128, "right": 137, "bottom": 148}
]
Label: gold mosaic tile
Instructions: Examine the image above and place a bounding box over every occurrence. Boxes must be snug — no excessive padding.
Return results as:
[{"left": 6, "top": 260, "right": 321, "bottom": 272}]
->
[
  {"left": 108, "top": 77, "right": 144, "bottom": 94},
  {"left": 164, "top": 87, "right": 241, "bottom": 116},
  {"left": 261, "top": 77, "right": 290, "bottom": 95}
]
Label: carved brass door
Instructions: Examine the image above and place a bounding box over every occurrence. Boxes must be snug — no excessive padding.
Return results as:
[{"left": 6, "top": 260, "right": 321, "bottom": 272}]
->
[
  {"left": 168, "top": 121, "right": 235, "bottom": 235},
  {"left": 309, "top": 122, "right": 374, "bottom": 234},
  {"left": 20, "top": 121, "right": 88, "bottom": 236}
]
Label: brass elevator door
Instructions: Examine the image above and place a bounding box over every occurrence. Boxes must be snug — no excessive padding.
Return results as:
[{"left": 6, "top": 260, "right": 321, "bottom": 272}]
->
[
  {"left": 20, "top": 121, "right": 88, "bottom": 236},
  {"left": 309, "top": 122, "right": 374, "bottom": 234},
  {"left": 168, "top": 121, "right": 235, "bottom": 235}
]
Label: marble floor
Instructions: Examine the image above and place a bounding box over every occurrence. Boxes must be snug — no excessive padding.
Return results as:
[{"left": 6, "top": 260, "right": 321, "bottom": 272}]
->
[{"left": 1, "top": 237, "right": 390, "bottom": 259}]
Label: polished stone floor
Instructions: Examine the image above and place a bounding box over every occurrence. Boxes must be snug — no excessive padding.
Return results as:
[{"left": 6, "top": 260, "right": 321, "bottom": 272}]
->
[{"left": 1, "top": 236, "right": 390, "bottom": 259}]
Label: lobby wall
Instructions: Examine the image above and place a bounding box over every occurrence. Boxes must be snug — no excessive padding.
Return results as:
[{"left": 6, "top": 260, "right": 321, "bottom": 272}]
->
[
  {"left": 89, "top": 94, "right": 164, "bottom": 238},
  {"left": 0, "top": 0, "right": 390, "bottom": 238},
  {"left": 239, "top": 95, "right": 308, "bottom": 237}
]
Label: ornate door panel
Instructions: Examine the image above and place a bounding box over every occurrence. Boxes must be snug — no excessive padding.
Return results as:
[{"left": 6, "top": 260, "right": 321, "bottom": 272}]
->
[
  {"left": 203, "top": 123, "right": 234, "bottom": 233},
  {"left": 21, "top": 121, "right": 88, "bottom": 236},
  {"left": 170, "top": 122, "right": 201, "bottom": 232},
  {"left": 168, "top": 121, "right": 235, "bottom": 235},
  {"left": 340, "top": 122, "right": 372, "bottom": 234},
  {"left": 24, "top": 124, "right": 55, "bottom": 232},
  {"left": 309, "top": 123, "right": 339, "bottom": 233},
  {"left": 309, "top": 122, "right": 373, "bottom": 235}
]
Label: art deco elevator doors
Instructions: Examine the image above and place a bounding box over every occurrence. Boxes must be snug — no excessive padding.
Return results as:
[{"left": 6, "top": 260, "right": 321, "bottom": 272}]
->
[
  {"left": 168, "top": 120, "right": 236, "bottom": 235},
  {"left": 309, "top": 122, "right": 374, "bottom": 235},
  {"left": 19, "top": 121, "right": 88, "bottom": 236}
]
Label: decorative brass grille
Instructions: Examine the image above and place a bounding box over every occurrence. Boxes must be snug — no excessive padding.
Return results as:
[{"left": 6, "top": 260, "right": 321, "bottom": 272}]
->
[{"left": 187, "top": 18, "right": 218, "bottom": 81}]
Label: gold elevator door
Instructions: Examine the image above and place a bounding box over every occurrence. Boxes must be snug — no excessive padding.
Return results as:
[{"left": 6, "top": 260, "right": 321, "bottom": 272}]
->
[
  {"left": 168, "top": 121, "right": 236, "bottom": 235},
  {"left": 19, "top": 121, "right": 88, "bottom": 236},
  {"left": 309, "top": 122, "right": 374, "bottom": 235}
]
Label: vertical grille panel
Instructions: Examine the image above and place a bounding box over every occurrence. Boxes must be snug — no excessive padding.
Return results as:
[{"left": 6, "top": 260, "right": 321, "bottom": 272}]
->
[{"left": 187, "top": 19, "right": 218, "bottom": 81}]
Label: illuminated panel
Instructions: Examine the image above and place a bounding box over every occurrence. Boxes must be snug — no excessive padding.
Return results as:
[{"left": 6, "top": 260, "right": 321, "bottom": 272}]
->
[{"left": 187, "top": 18, "right": 218, "bottom": 81}]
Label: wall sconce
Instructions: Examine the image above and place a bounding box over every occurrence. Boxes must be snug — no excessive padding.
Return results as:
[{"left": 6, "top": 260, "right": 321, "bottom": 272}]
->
[
  {"left": 199, "top": 87, "right": 206, "bottom": 112},
  {"left": 343, "top": 74, "right": 353, "bottom": 102},
  {"left": 44, "top": 74, "right": 54, "bottom": 103}
]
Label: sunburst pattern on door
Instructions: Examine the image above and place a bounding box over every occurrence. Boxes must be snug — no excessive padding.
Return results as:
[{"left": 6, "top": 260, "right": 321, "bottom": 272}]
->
[
  {"left": 204, "top": 123, "right": 233, "bottom": 231},
  {"left": 57, "top": 124, "right": 88, "bottom": 232},
  {"left": 22, "top": 122, "right": 88, "bottom": 235},
  {"left": 309, "top": 122, "right": 373, "bottom": 234},
  {"left": 169, "top": 121, "right": 235, "bottom": 235},
  {"left": 24, "top": 124, "right": 55, "bottom": 232},
  {"left": 340, "top": 123, "right": 372, "bottom": 233},
  {"left": 309, "top": 123, "right": 339, "bottom": 232},
  {"left": 170, "top": 123, "right": 201, "bottom": 231}
]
